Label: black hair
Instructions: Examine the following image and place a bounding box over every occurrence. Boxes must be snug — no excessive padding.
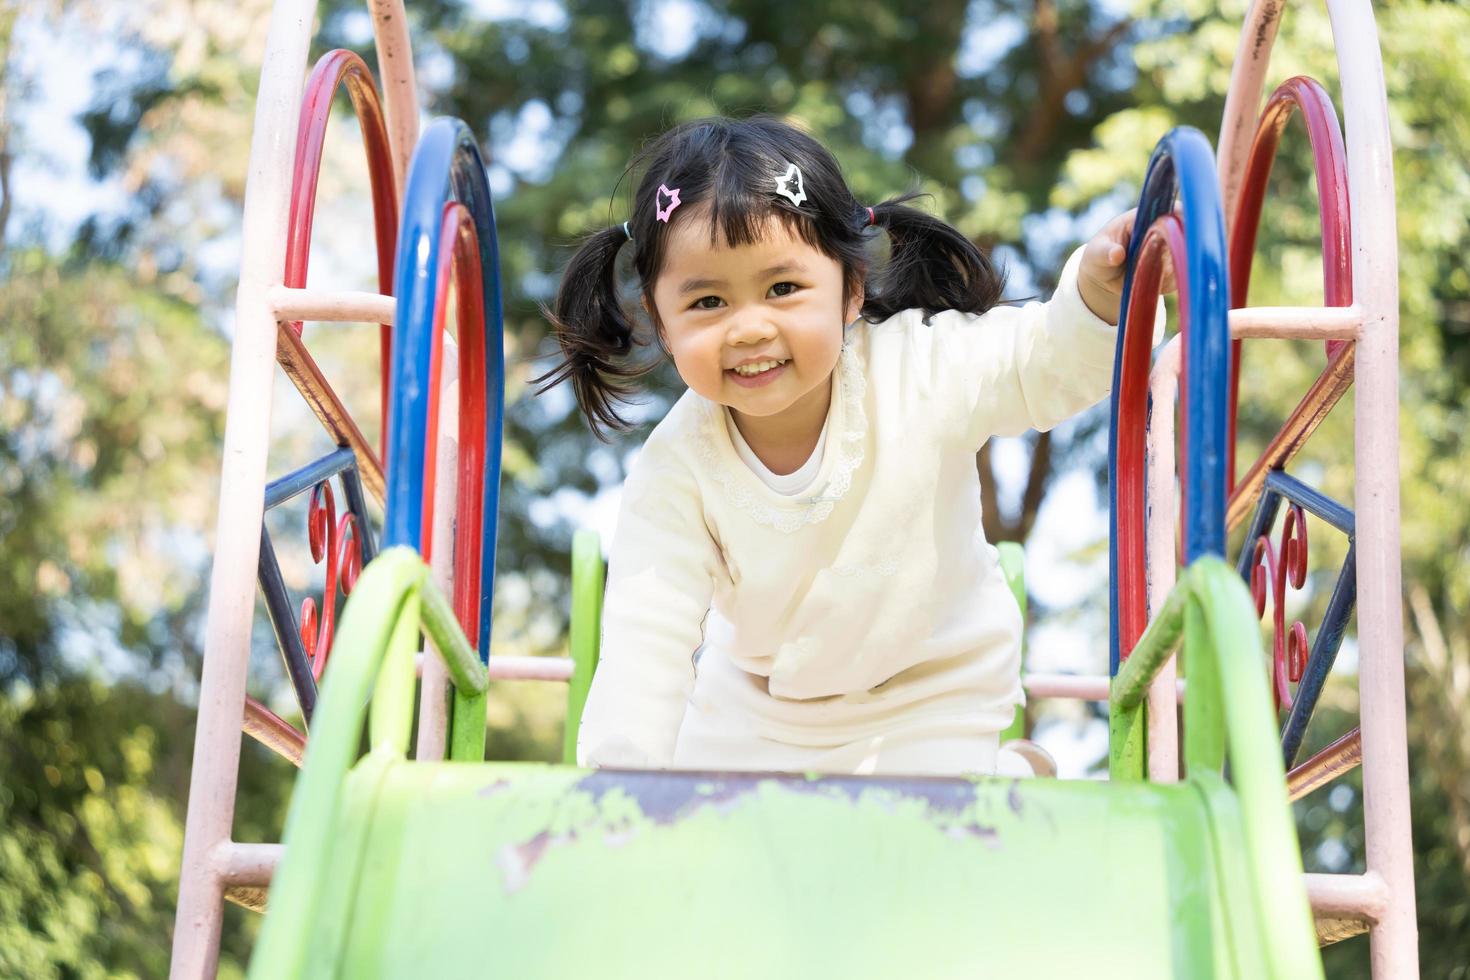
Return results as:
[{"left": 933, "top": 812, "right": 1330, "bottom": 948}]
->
[{"left": 535, "top": 114, "right": 1006, "bottom": 437}]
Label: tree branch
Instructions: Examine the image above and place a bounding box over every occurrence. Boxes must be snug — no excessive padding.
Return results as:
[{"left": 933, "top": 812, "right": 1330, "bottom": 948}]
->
[
  {"left": 0, "top": 145, "right": 12, "bottom": 253},
  {"left": 1015, "top": 430, "right": 1053, "bottom": 542},
  {"left": 976, "top": 432, "right": 1053, "bottom": 545},
  {"left": 1015, "top": 7, "right": 1133, "bottom": 164},
  {"left": 978, "top": 442, "right": 1003, "bottom": 544}
]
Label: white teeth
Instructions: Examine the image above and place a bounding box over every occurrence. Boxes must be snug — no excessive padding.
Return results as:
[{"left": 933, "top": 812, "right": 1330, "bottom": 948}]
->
[{"left": 731, "top": 359, "right": 787, "bottom": 377}]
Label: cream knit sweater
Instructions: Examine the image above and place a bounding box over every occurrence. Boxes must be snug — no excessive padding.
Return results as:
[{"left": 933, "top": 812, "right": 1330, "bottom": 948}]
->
[{"left": 577, "top": 248, "right": 1134, "bottom": 775}]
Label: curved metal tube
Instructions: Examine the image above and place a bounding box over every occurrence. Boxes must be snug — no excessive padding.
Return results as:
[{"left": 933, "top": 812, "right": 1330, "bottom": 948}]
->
[
  {"left": 385, "top": 118, "right": 505, "bottom": 659},
  {"left": 1109, "top": 557, "right": 1323, "bottom": 978},
  {"left": 249, "top": 547, "right": 487, "bottom": 977},
  {"left": 1226, "top": 75, "right": 1353, "bottom": 488},
  {"left": 284, "top": 48, "right": 400, "bottom": 459},
  {"left": 1108, "top": 127, "right": 1231, "bottom": 673}
]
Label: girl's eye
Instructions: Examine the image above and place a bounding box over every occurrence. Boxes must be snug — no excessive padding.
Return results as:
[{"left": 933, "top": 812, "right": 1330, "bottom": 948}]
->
[{"left": 689, "top": 282, "right": 801, "bottom": 311}]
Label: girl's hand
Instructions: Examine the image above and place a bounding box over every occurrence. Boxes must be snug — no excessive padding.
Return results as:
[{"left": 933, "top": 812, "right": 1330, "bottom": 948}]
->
[{"left": 1076, "top": 208, "right": 1177, "bottom": 325}]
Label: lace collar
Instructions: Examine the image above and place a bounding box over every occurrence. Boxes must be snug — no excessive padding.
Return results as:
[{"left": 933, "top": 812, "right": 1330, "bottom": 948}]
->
[{"left": 694, "top": 340, "right": 868, "bottom": 533}]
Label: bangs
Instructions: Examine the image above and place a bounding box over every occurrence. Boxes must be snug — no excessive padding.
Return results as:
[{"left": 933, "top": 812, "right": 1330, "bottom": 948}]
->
[
  {"left": 638, "top": 181, "right": 828, "bottom": 292},
  {"left": 702, "top": 184, "right": 823, "bottom": 254}
]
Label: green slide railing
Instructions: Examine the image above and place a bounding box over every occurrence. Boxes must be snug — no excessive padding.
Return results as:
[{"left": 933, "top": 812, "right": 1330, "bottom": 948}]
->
[
  {"left": 1109, "top": 556, "right": 1320, "bottom": 978},
  {"left": 561, "top": 529, "right": 604, "bottom": 765},
  {"left": 251, "top": 547, "right": 490, "bottom": 977}
]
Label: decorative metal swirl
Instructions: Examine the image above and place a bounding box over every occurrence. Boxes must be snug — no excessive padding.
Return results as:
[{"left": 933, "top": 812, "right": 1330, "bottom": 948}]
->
[
  {"left": 1249, "top": 502, "right": 1310, "bottom": 711},
  {"left": 297, "top": 480, "right": 362, "bottom": 678}
]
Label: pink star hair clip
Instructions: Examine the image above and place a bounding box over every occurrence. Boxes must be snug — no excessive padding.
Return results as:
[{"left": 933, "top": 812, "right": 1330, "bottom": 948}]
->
[
  {"left": 655, "top": 183, "right": 682, "bottom": 223},
  {"left": 775, "top": 163, "right": 806, "bottom": 207}
]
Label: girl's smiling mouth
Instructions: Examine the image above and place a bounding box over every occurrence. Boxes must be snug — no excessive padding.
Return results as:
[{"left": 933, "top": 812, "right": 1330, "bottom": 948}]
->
[{"left": 726, "top": 358, "right": 789, "bottom": 388}]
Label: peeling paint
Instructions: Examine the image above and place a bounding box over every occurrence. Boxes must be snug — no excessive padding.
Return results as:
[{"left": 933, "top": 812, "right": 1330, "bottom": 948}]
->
[
  {"left": 485, "top": 770, "right": 1035, "bottom": 895},
  {"left": 496, "top": 831, "right": 565, "bottom": 895}
]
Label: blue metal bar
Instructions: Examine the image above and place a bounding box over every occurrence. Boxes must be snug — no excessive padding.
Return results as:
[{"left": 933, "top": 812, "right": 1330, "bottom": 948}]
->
[
  {"left": 1108, "top": 127, "right": 1231, "bottom": 674},
  {"left": 258, "top": 453, "right": 377, "bottom": 724},
  {"left": 339, "top": 460, "right": 378, "bottom": 564},
  {"left": 1263, "top": 469, "right": 1355, "bottom": 536},
  {"left": 1232, "top": 469, "right": 1358, "bottom": 765},
  {"left": 1236, "top": 486, "right": 1285, "bottom": 581},
  {"left": 257, "top": 526, "right": 319, "bottom": 724},
  {"left": 1280, "top": 541, "right": 1358, "bottom": 766},
  {"left": 265, "top": 447, "right": 358, "bottom": 510},
  {"left": 386, "top": 117, "right": 504, "bottom": 660}
]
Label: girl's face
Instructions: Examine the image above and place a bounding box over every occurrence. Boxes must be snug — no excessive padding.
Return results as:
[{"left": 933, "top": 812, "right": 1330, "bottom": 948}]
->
[{"left": 649, "top": 207, "right": 861, "bottom": 429}]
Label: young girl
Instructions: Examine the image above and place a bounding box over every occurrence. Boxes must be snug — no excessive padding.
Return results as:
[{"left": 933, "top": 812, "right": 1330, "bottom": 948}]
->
[{"left": 540, "top": 115, "right": 1151, "bottom": 777}]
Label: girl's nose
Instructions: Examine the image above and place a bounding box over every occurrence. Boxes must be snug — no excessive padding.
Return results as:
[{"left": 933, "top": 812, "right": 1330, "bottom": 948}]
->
[{"left": 726, "top": 311, "right": 777, "bottom": 346}]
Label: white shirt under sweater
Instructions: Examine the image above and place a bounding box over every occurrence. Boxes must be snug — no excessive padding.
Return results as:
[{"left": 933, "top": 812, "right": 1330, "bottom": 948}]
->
[
  {"left": 726, "top": 412, "right": 828, "bottom": 496},
  {"left": 578, "top": 247, "right": 1144, "bottom": 775}
]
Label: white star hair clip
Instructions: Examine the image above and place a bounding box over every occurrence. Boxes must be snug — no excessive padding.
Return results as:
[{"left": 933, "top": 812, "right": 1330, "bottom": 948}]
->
[{"left": 774, "top": 163, "right": 806, "bottom": 207}]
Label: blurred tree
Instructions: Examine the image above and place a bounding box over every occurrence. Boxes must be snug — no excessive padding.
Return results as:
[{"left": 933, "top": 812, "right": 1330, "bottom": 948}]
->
[
  {"left": 0, "top": 247, "right": 226, "bottom": 687},
  {"left": 0, "top": 677, "right": 289, "bottom": 978}
]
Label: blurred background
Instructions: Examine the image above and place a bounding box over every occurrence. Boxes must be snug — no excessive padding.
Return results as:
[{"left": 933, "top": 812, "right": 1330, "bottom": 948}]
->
[{"left": 2, "top": 0, "right": 1468, "bottom": 974}]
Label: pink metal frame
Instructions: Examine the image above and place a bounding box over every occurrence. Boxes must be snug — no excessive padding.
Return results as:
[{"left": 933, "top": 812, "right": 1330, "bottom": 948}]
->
[
  {"left": 228, "top": 56, "right": 397, "bottom": 763},
  {"left": 1189, "top": 0, "right": 1409, "bottom": 970},
  {"left": 170, "top": 3, "right": 422, "bottom": 975},
  {"left": 1118, "top": 0, "right": 1408, "bottom": 965}
]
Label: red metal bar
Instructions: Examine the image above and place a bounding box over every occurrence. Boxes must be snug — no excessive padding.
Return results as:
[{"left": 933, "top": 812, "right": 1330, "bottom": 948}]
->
[
  {"left": 1287, "top": 728, "right": 1363, "bottom": 803},
  {"left": 296, "top": 481, "right": 363, "bottom": 679},
  {"left": 275, "top": 324, "right": 386, "bottom": 502},
  {"left": 284, "top": 49, "right": 399, "bottom": 459},
  {"left": 419, "top": 201, "right": 489, "bottom": 642},
  {"left": 242, "top": 696, "right": 306, "bottom": 767},
  {"left": 1116, "top": 215, "right": 1190, "bottom": 660},
  {"left": 1227, "top": 76, "right": 1352, "bottom": 488}
]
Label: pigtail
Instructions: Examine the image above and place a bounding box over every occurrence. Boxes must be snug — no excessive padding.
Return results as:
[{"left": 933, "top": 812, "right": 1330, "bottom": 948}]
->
[
  {"left": 861, "top": 191, "right": 1007, "bottom": 324},
  {"left": 534, "top": 225, "right": 650, "bottom": 439}
]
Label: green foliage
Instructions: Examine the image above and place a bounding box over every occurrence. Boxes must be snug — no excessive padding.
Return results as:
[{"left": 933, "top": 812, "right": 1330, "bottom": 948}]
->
[
  {"left": 0, "top": 681, "right": 183, "bottom": 978},
  {"left": 0, "top": 247, "right": 228, "bottom": 686},
  {"left": 0, "top": 677, "right": 290, "bottom": 977}
]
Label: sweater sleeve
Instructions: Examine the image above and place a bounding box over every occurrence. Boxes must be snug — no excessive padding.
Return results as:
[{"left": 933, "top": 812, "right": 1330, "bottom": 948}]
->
[
  {"left": 925, "top": 246, "right": 1164, "bottom": 448},
  {"left": 576, "top": 441, "right": 720, "bottom": 769}
]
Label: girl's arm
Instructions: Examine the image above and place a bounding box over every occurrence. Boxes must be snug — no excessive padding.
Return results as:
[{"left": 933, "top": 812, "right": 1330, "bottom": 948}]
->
[
  {"left": 576, "top": 446, "right": 719, "bottom": 769},
  {"left": 924, "top": 244, "right": 1166, "bottom": 447}
]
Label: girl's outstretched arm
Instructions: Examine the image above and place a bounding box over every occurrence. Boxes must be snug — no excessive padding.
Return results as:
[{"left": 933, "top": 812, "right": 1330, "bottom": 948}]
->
[
  {"left": 912, "top": 244, "right": 1167, "bottom": 448},
  {"left": 576, "top": 438, "right": 720, "bottom": 769}
]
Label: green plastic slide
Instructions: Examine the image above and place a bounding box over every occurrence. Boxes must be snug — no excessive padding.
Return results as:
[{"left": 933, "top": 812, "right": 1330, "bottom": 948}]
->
[{"left": 250, "top": 547, "right": 1321, "bottom": 978}]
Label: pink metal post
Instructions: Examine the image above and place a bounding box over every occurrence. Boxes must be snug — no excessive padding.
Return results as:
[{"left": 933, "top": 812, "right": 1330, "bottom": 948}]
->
[
  {"left": 416, "top": 340, "right": 459, "bottom": 762},
  {"left": 170, "top": 2, "right": 422, "bottom": 975},
  {"left": 1217, "top": 1, "right": 1416, "bottom": 972},
  {"left": 1145, "top": 337, "right": 1182, "bottom": 782},
  {"left": 367, "top": 0, "right": 419, "bottom": 190},
  {"left": 170, "top": 5, "right": 313, "bottom": 974}
]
